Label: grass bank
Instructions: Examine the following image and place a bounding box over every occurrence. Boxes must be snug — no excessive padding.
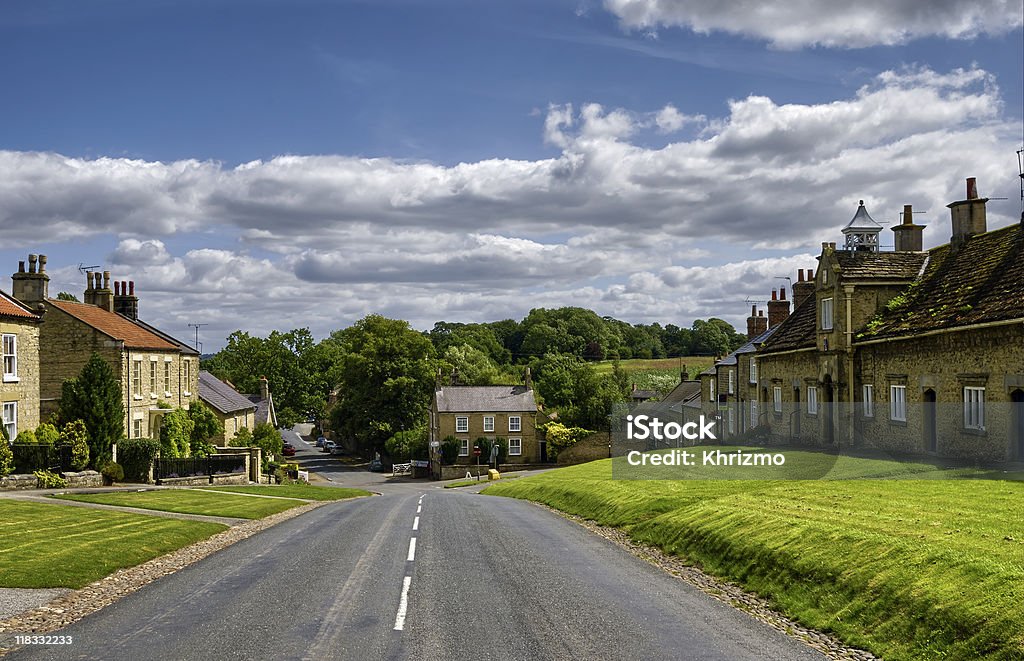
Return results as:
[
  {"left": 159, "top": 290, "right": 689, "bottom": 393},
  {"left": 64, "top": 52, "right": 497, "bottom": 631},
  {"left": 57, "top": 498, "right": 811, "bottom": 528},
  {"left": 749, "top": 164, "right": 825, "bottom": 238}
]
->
[
  {"left": 206, "top": 484, "right": 372, "bottom": 500},
  {"left": 483, "top": 454, "right": 1024, "bottom": 660},
  {"left": 0, "top": 501, "right": 225, "bottom": 588}
]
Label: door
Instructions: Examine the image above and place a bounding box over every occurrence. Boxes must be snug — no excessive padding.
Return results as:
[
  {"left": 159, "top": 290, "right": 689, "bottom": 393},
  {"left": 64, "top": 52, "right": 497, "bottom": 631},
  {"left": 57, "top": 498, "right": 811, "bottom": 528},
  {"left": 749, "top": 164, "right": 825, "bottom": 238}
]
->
[
  {"left": 923, "top": 389, "right": 937, "bottom": 452},
  {"left": 1012, "top": 389, "right": 1024, "bottom": 460}
]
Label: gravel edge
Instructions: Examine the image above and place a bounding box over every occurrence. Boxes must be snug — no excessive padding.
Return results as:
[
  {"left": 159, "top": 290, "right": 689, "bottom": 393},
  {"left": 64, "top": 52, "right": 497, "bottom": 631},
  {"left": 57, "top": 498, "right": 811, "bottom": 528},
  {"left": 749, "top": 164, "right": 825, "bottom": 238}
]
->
[
  {"left": 532, "top": 502, "right": 879, "bottom": 661},
  {"left": 0, "top": 500, "right": 330, "bottom": 655}
]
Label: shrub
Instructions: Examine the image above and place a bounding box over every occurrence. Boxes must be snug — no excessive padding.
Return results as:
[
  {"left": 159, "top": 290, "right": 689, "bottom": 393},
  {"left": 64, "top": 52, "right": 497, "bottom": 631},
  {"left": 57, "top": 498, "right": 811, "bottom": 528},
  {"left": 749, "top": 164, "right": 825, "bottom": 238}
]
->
[
  {"left": 474, "top": 436, "right": 506, "bottom": 465},
  {"left": 188, "top": 401, "right": 222, "bottom": 457},
  {"left": 14, "top": 430, "right": 37, "bottom": 444},
  {"left": 101, "top": 461, "right": 125, "bottom": 484},
  {"left": 440, "top": 436, "right": 459, "bottom": 465},
  {"left": 253, "top": 423, "right": 284, "bottom": 458},
  {"left": 542, "top": 422, "right": 595, "bottom": 460},
  {"left": 229, "top": 427, "right": 254, "bottom": 447},
  {"left": 34, "top": 469, "right": 66, "bottom": 489},
  {"left": 57, "top": 420, "right": 90, "bottom": 470},
  {"left": 0, "top": 441, "right": 13, "bottom": 476},
  {"left": 34, "top": 423, "right": 59, "bottom": 446},
  {"left": 58, "top": 352, "right": 123, "bottom": 466},
  {"left": 159, "top": 406, "right": 194, "bottom": 458},
  {"left": 117, "top": 438, "right": 160, "bottom": 483}
]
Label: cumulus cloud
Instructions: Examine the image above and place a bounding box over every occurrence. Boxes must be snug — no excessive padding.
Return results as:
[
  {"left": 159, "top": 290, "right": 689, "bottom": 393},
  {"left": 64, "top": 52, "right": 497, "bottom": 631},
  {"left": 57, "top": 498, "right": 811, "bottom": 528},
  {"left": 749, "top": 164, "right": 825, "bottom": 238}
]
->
[{"left": 602, "top": 0, "right": 1024, "bottom": 49}]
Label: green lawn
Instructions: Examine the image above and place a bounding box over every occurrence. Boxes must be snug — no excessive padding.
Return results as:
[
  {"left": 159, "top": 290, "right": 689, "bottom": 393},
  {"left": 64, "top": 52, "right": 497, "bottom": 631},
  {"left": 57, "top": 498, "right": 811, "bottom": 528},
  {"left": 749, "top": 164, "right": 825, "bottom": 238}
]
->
[
  {"left": 0, "top": 501, "right": 226, "bottom": 588},
  {"left": 53, "top": 490, "right": 304, "bottom": 519},
  {"left": 592, "top": 356, "right": 715, "bottom": 376},
  {"left": 484, "top": 455, "right": 1024, "bottom": 660},
  {"left": 206, "top": 485, "right": 372, "bottom": 501}
]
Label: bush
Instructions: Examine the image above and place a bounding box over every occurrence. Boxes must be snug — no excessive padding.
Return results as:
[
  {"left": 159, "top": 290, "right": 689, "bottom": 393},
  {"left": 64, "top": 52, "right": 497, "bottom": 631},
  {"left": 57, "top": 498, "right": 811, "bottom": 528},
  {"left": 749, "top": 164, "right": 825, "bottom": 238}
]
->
[
  {"left": 116, "top": 438, "right": 160, "bottom": 483},
  {"left": 34, "top": 469, "right": 66, "bottom": 488},
  {"left": 253, "top": 423, "right": 283, "bottom": 458},
  {"left": 440, "top": 436, "right": 459, "bottom": 465},
  {"left": 542, "top": 422, "right": 595, "bottom": 460},
  {"left": 14, "top": 430, "right": 37, "bottom": 444},
  {"left": 58, "top": 420, "right": 90, "bottom": 470},
  {"left": 0, "top": 441, "right": 13, "bottom": 476},
  {"left": 229, "top": 427, "right": 253, "bottom": 447},
  {"left": 159, "top": 406, "right": 194, "bottom": 458},
  {"left": 474, "top": 436, "right": 507, "bottom": 465},
  {"left": 101, "top": 461, "right": 124, "bottom": 484},
  {"left": 34, "top": 423, "right": 59, "bottom": 446}
]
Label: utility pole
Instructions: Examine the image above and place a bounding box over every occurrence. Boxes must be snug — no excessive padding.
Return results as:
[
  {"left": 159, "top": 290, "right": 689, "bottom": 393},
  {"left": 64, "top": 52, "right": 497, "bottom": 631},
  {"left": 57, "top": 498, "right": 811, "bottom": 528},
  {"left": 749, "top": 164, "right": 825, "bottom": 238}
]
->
[{"left": 188, "top": 323, "right": 208, "bottom": 352}]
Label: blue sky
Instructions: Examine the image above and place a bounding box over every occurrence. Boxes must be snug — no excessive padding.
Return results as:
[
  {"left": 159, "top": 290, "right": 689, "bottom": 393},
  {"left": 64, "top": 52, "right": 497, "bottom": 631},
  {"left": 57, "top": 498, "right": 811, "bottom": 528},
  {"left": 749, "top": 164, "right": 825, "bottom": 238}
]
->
[{"left": 2, "top": 0, "right": 1022, "bottom": 351}]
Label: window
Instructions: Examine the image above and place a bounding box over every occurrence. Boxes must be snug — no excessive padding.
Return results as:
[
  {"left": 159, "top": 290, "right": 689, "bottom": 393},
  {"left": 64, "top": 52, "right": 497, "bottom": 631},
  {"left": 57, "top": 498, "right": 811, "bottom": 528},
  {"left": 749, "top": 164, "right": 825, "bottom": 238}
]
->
[
  {"left": 164, "top": 360, "right": 171, "bottom": 394},
  {"left": 508, "top": 438, "right": 522, "bottom": 456},
  {"left": 863, "top": 384, "right": 874, "bottom": 418},
  {"left": 132, "top": 417, "right": 143, "bottom": 439},
  {"left": 710, "top": 378, "right": 716, "bottom": 403},
  {"left": 2, "top": 334, "right": 17, "bottom": 381},
  {"left": 821, "top": 298, "right": 834, "bottom": 331},
  {"left": 749, "top": 359, "right": 757, "bottom": 384},
  {"left": 2, "top": 401, "right": 16, "bottom": 441},
  {"left": 509, "top": 416, "right": 521, "bottom": 432},
  {"left": 455, "top": 416, "right": 469, "bottom": 433},
  {"left": 750, "top": 400, "right": 759, "bottom": 427},
  {"left": 728, "top": 370, "right": 735, "bottom": 395},
  {"left": 890, "top": 385, "right": 907, "bottom": 422},
  {"left": 183, "top": 360, "right": 192, "bottom": 395},
  {"left": 132, "top": 360, "right": 143, "bottom": 399},
  {"left": 964, "top": 387, "right": 985, "bottom": 430},
  {"left": 483, "top": 416, "right": 494, "bottom": 432},
  {"left": 458, "top": 438, "right": 469, "bottom": 456},
  {"left": 773, "top": 386, "right": 782, "bottom": 413},
  {"left": 807, "top": 386, "right": 818, "bottom": 415},
  {"left": 149, "top": 360, "right": 157, "bottom": 397},
  {"left": 727, "top": 407, "right": 735, "bottom": 434}
]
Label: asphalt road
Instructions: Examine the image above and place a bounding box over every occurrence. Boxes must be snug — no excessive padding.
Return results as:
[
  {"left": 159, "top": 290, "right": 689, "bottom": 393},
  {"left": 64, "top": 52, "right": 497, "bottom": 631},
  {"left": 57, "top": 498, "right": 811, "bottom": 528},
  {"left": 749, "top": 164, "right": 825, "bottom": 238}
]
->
[{"left": 6, "top": 480, "right": 823, "bottom": 661}]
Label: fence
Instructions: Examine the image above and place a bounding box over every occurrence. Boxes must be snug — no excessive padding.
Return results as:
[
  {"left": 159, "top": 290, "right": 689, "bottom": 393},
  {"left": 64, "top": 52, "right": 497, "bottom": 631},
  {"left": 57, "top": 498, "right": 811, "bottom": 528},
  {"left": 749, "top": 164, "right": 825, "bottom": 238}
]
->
[
  {"left": 11, "top": 444, "right": 73, "bottom": 473},
  {"left": 154, "top": 454, "right": 248, "bottom": 484}
]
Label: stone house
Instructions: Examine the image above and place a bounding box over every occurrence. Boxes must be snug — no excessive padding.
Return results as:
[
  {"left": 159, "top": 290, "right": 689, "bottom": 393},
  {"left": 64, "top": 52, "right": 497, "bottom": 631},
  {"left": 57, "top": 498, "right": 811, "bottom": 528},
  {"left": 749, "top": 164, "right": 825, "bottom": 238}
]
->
[
  {"left": 0, "top": 289, "right": 41, "bottom": 440},
  {"left": 246, "top": 376, "right": 278, "bottom": 429},
  {"left": 753, "top": 178, "right": 1024, "bottom": 462},
  {"left": 429, "top": 369, "right": 540, "bottom": 464},
  {"left": 199, "top": 370, "right": 257, "bottom": 443},
  {"left": 10, "top": 256, "right": 200, "bottom": 441}
]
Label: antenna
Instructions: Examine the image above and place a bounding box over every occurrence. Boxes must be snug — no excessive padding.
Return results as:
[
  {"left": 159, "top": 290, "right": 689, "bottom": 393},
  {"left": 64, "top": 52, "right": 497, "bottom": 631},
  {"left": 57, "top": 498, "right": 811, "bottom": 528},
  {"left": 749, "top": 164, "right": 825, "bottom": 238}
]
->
[
  {"left": 187, "top": 323, "right": 207, "bottom": 352},
  {"left": 774, "top": 276, "right": 792, "bottom": 289},
  {"left": 743, "top": 297, "right": 769, "bottom": 305},
  {"left": 77, "top": 263, "right": 101, "bottom": 273}
]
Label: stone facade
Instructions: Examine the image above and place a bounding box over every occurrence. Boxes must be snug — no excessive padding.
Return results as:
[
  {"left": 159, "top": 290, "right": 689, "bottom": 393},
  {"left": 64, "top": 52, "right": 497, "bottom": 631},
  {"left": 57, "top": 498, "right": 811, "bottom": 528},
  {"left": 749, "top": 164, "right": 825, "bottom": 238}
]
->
[{"left": 0, "top": 301, "right": 41, "bottom": 439}]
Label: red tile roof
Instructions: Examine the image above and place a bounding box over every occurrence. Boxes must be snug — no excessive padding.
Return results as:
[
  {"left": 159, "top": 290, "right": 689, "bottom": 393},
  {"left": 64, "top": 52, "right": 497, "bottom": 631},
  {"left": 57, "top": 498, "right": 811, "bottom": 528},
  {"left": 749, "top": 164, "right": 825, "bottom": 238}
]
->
[
  {"left": 0, "top": 291, "right": 40, "bottom": 321},
  {"left": 47, "top": 299, "right": 178, "bottom": 350}
]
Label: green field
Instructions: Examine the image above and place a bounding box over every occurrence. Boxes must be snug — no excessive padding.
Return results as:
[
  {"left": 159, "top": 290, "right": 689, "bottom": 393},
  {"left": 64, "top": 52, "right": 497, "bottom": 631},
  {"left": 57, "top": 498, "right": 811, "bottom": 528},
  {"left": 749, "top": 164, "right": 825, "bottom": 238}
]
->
[
  {"left": 483, "top": 455, "right": 1024, "bottom": 660},
  {"left": 592, "top": 356, "right": 715, "bottom": 375},
  {"left": 207, "top": 484, "right": 372, "bottom": 500},
  {"left": 53, "top": 489, "right": 305, "bottom": 519},
  {"left": 0, "top": 501, "right": 226, "bottom": 588}
]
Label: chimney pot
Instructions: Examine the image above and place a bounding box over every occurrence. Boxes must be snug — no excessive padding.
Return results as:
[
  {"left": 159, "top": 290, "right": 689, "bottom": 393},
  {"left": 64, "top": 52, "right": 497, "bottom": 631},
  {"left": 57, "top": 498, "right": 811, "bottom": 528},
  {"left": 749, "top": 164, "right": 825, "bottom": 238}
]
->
[
  {"left": 780, "top": 287, "right": 787, "bottom": 300},
  {"left": 28, "top": 254, "right": 37, "bottom": 274},
  {"left": 39, "top": 255, "right": 46, "bottom": 272},
  {"left": 18, "top": 261, "right": 24, "bottom": 274},
  {"left": 758, "top": 310, "right": 764, "bottom": 316},
  {"left": 903, "top": 204, "right": 913, "bottom": 225},
  {"left": 129, "top": 281, "right": 135, "bottom": 296},
  {"left": 967, "top": 177, "right": 977, "bottom": 199},
  {"left": 771, "top": 289, "right": 777, "bottom": 301},
  {"left": 87, "top": 272, "right": 94, "bottom": 290},
  {"left": 102, "top": 271, "right": 110, "bottom": 290},
  {"left": 114, "top": 281, "right": 120, "bottom": 296}
]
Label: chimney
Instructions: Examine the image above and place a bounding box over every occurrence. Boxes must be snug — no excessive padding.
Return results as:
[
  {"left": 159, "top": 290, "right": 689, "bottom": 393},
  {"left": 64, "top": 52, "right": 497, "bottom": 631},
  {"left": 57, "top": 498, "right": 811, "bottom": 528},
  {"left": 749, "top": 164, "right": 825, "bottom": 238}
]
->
[
  {"left": 114, "top": 279, "right": 139, "bottom": 320},
  {"left": 746, "top": 304, "right": 758, "bottom": 339},
  {"left": 92, "top": 271, "right": 114, "bottom": 312},
  {"left": 259, "top": 376, "right": 269, "bottom": 402},
  {"left": 524, "top": 366, "right": 532, "bottom": 390},
  {"left": 793, "top": 269, "right": 815, "bottom": 308},
  {"left": 949, "top": 177, "right": 988, "bottom": 247},
  {"left": 892, "top": 204, "right": 925, "bottom": 252},
  {"left": 11, "top": 253, "right": 50, "bottom": 304},
  {"left": 767, "top": 287, "right": 791, "bottom": 328},
  {"left": 754, "top": 309, "right": 768, "bottom": 336}
]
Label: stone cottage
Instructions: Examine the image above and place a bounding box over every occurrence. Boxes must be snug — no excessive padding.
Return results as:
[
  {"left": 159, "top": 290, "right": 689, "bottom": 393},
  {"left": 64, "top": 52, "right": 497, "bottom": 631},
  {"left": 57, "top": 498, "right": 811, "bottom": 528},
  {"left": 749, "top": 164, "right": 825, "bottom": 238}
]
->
[
  {"left": 0, "top": 289, "right": 41, "bottom": 440},
  {"left": 199, "top": 370, "right": 257, "bottom": 443}
]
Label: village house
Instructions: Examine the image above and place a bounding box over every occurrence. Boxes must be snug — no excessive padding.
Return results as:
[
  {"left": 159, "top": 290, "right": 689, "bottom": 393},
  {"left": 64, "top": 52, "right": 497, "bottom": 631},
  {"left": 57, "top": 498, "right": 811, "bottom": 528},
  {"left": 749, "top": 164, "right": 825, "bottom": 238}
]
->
[
  {"left": 199, "top": 370, "right": 257, "bottom": 443},
  {"left": 429, "top": 368, "right": 540, "bottom": 465},
  {"left": 10, "top": 256, "right": 200, "bottom": 440},
  {"left": 0, "top": 289, "right": 42, "bottom": 440},
  {"left": 750, "top": 178, "right": 1024, "bottom": 462},
  {"left": 246, "top": 376, "right": 278, "bottom": 429}
]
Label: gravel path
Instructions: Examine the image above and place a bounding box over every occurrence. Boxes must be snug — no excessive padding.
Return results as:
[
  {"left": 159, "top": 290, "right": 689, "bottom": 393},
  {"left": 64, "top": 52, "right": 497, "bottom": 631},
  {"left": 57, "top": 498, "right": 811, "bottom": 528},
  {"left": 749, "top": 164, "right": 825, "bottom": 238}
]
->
[{"left": 0, "top": 590, "right": 72, "bottom": 621}]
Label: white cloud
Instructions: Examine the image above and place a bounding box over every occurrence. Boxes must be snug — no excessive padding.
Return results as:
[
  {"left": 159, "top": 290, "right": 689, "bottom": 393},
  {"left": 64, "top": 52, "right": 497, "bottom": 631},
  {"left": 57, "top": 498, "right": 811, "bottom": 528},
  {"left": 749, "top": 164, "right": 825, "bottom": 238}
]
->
[{"left": 602, "top": 0, "right": 1024, "bottom": 49}]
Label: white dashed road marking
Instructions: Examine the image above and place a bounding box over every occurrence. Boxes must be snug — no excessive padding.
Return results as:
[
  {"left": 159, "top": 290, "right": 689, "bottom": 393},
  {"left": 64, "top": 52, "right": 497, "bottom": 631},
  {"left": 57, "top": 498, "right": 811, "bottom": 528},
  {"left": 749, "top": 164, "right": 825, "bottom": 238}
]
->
[{"left": 393, "top": 576, "right": 412, "bottom": 631}]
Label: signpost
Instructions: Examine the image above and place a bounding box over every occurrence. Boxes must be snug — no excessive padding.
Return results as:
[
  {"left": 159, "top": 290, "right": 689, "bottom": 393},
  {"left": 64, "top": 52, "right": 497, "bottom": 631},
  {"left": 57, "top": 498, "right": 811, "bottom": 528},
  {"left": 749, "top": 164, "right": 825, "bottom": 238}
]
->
[{"left": 473, "top": 445, "right": 481, "bottom": 480}]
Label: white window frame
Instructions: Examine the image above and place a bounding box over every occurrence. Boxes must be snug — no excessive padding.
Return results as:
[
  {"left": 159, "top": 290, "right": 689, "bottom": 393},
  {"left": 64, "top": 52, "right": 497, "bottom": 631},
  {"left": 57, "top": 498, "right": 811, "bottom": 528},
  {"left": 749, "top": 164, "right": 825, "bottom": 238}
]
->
[
  {"left": 890, "top": 385, "right": 907, "bottom": 422},
  {"left": 728, "top": 370, "right": 735, "bottom": 395},
  {"left": 509, "top": 416, "right": 521, "bottom": 432},
  {"left": 508, "top": 438, "right": 522, "bottom": 456},
  {"left": 821, "top": 298, "right": 834, "bottom": 331},
  {"left": 2, "top": 334, "right": 17, "bottom": 382},
  {"left": 455, "top": 416, "right": 469, "bottom": 433},
  {"left": 807, "top": 386, "right": 818, "bottom": 416},
  {"left": 458, "top": 438, "right": 469, "bottom": 456},
  {"left": 963, "top": 387, "right": 985, "bottom": 430},
  {"left": 2, "top": 401, "right": 16, "bottom": 441},
  {"left": 149, "top": 358, "right": 158, "bottom": 398},
  {"left": 773, "top": 386, "right": 782, "bottom": 413},
  {"left": 132, "top": 359, "right": 143, "bottom": 400},
  {"left": 183, "top": 360, "right": 192, "bottom": 396},
  {"left": 863, "top": 384, "right": 874, "bottom": 418},
  {"left": 749, "top": 359, "right": 757, "bottom": 384},
  {"left": 750, "top": 400, "right": 759, "bottom": 427},
  {"left": 132, "top": 417, "right": 143, "bottom": 439},
  {"left": 483, "top": 416, "right": 494, "bottom": 433},
  {"left": 727, "top": 407, "right": 735, "bottom": 434},
  {"left": 163, "top": 358, "right": 172, "bottom": 395},
  {"left": 710, "top": 378, "right": 717, "bottom": 403}
]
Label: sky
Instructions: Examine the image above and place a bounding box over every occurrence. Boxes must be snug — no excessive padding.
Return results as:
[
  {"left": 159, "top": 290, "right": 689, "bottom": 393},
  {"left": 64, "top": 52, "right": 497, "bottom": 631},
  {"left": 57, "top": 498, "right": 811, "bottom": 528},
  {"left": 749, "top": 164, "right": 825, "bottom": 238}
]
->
[{"left": 1, "top": 0, "right": 1022, "bottom": 352}]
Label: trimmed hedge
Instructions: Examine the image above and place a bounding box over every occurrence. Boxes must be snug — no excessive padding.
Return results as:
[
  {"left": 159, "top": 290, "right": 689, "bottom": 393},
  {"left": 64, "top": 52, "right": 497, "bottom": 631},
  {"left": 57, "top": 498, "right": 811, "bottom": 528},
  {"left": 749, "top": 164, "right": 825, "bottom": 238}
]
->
[{"left": 116, "top": 438, "right": 160, "bottom": 483}]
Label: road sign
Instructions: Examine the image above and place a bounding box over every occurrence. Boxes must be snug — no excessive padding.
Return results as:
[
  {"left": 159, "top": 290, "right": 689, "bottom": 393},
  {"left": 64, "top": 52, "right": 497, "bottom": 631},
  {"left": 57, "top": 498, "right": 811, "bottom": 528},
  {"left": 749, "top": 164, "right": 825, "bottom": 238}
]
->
[
  {"left": 430, "top": 441, "right": 440, "bottom": 448},
  {"left": 473, "top": 446, "right": 481, "bottom": 456}
]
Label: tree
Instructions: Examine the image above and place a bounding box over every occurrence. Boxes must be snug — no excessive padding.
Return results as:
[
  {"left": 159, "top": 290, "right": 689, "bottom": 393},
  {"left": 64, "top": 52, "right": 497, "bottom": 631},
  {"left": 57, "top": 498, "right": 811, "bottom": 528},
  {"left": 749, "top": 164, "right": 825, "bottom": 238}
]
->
[
  {"left": 58, "top": 420, "right": 90, "bottom": 470},
  {"left": 442, "top": 344, "right": 500, "bottom": 386},
  {"left": 384, "top": 427, "right": 428, "bottom": 461},
  {"left": 58, "top": 353, "right": 124, "bottom": 467},
  {"left": 34, "top": 423, "right": 59, "bottom": 446},
  {"left": 159, "top": 407, "right": 194, "bottom": 458},
  {"left": 56, "top": 291, "right": 79, "bottom": 302},
  {"left": 229, "top": 427, "right": 253, "bottom": 447},
  {"left": 252, "top": 423, "right": 283, "bottom": 458},
  {"left": 188, "top": 401, "right": 223, "bottom": 457}
]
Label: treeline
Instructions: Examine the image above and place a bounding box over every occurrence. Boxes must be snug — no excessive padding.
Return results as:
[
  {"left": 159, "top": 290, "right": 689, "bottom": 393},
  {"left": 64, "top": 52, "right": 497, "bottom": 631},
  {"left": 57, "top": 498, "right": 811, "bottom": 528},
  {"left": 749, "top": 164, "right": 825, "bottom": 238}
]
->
[{"left": 202, "top": 308, "right": 745, "bottom": 454}]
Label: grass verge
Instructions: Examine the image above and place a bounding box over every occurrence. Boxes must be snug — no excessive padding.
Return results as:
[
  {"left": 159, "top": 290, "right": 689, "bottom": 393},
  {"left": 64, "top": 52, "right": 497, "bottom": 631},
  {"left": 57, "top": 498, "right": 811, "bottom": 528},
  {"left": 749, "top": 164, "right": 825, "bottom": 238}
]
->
[
  {"left": 52, "top": 490, "right": 301, "bottom": 519},
  {"left": 444, "top": 476, "right": 520, "bottom": 489},
  {"left": 483, "top": 456, "right": 1024, "bottom": 660},
  {"left": 206, "top": 485, "right": 372, "bottom": 500},
  {"left": 0, "top": 501, "right": 226, "bottom": 588}
]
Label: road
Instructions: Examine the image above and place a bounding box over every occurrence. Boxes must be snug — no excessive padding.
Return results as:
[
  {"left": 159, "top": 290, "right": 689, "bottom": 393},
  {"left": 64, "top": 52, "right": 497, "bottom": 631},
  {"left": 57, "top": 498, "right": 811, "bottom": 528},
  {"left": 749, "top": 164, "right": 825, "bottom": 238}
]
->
[{"left": 7, "top": 431, "right": 824, "bottom": 661}]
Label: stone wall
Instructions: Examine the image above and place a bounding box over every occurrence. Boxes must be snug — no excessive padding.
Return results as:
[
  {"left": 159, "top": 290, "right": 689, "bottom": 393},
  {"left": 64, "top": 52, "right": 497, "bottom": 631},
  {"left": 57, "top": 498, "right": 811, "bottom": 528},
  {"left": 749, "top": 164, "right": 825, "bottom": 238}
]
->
[
  {"left": 556, "top": 431, "right": 611, "bottom": 465},
  {"left": 157, "top": 472, "right": 249, "bottom": 487},
  {"left": 62, "top": 470, "right": 102, "bottom": 488},
  {"left": 437, "top": 462, "right": 550, "bottom": 481},
  {"left": 0, "top": 474, "right": 37, "bottom": 490},
  {"left": 0, "top": 318, "right": 40, "bottom": 436}
]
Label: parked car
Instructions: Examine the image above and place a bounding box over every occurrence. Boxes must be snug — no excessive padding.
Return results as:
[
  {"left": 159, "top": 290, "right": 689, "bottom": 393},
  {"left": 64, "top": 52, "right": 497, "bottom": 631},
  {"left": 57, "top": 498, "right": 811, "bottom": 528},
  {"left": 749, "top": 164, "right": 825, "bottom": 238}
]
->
[
  {"left": 282, "top": 443, "right": 296, "bottom": 457},
  {"left": 322, "top": 441, "right": 336, "bottom": 453},
  {"left": 330, "top": 444, "right": 346, "bottom": 456},
  {"left": 316, "top": 436, "right": 327, "bottom": 447},
  {"left": 368, "top": 458, "right": 384, "bottom": 472}
]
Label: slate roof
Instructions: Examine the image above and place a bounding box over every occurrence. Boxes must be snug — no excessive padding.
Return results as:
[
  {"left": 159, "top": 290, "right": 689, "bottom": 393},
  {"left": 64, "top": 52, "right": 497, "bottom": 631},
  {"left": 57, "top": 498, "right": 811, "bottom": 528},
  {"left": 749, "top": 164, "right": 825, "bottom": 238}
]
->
[
  {"left": 199, "top": 371, "right": 256, "bottom": 415},
  {"left": 734, "top": 325, "right": 778, "bottom": 355},
  {"left": 0, "top": 291, "right": 39, "bottom": 321},
  {"left": 857, "top": 223, "right": 1024, "bottom": 341},
  {"left": 435, "top": 385, "right": 537, "bottom": 413},
  {"left": 47, "top": 299, "right": 178, "bottom": 350},
  {"left": 759, "top": 295, "right": 817, "bottom": 354},
  {"left": 661, "top": 380, "right": 701, "bottom": 405},
  {"left": 843, "top": 201, "right": 884, "bottom": 231},
  {"left": 630, "top": 389, "right": 660, "bottom": 400},
  {"left": 247, "top": 393, "right": 277, "bottom": 427},
  {"left": 134, "top": 319, "right": 200, "bottom": 356},
  {"left": 833, "top": 251, "right": 928, "bottom": 280}
]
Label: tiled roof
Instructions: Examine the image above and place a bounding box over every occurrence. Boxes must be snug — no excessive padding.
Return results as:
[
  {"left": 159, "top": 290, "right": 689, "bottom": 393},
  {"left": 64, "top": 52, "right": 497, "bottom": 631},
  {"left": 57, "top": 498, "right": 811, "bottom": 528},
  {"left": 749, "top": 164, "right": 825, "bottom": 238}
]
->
[
  {"left": 735, "top": 325, "right": 778, "bottom": 354},
  {"left": 661, "top": 380, "right": 701, "bottom": 405},
  {"left": 0, "top": 291, "right": 39, "bottom": 321},
  {"left": 199, "top": 371, "right": 256, "bottom": 415},
  {"left": 435, "top": 385, "right": 537, "bottom": 413},
  {"left": 834, "top": 251, "right": 927, "bottom": 280},
  {"left": 857, "top": 224, "right": 1024, "bottom": 341},
  {"left": 759, "top": 295, "right": 817, "bottom": 353},
  {"left": 47, "top": 299, "right": 178, "bottom": 350},
  {"left": 631, "top": 389, "right": 660, "bottom": 400}
]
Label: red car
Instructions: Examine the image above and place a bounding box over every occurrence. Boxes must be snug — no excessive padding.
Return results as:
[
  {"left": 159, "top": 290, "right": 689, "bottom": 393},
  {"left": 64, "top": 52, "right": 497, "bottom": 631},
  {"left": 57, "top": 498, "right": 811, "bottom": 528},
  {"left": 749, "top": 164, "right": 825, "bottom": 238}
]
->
[{"left": 282, "top": 443, "right": 296, "bottom": 457}]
